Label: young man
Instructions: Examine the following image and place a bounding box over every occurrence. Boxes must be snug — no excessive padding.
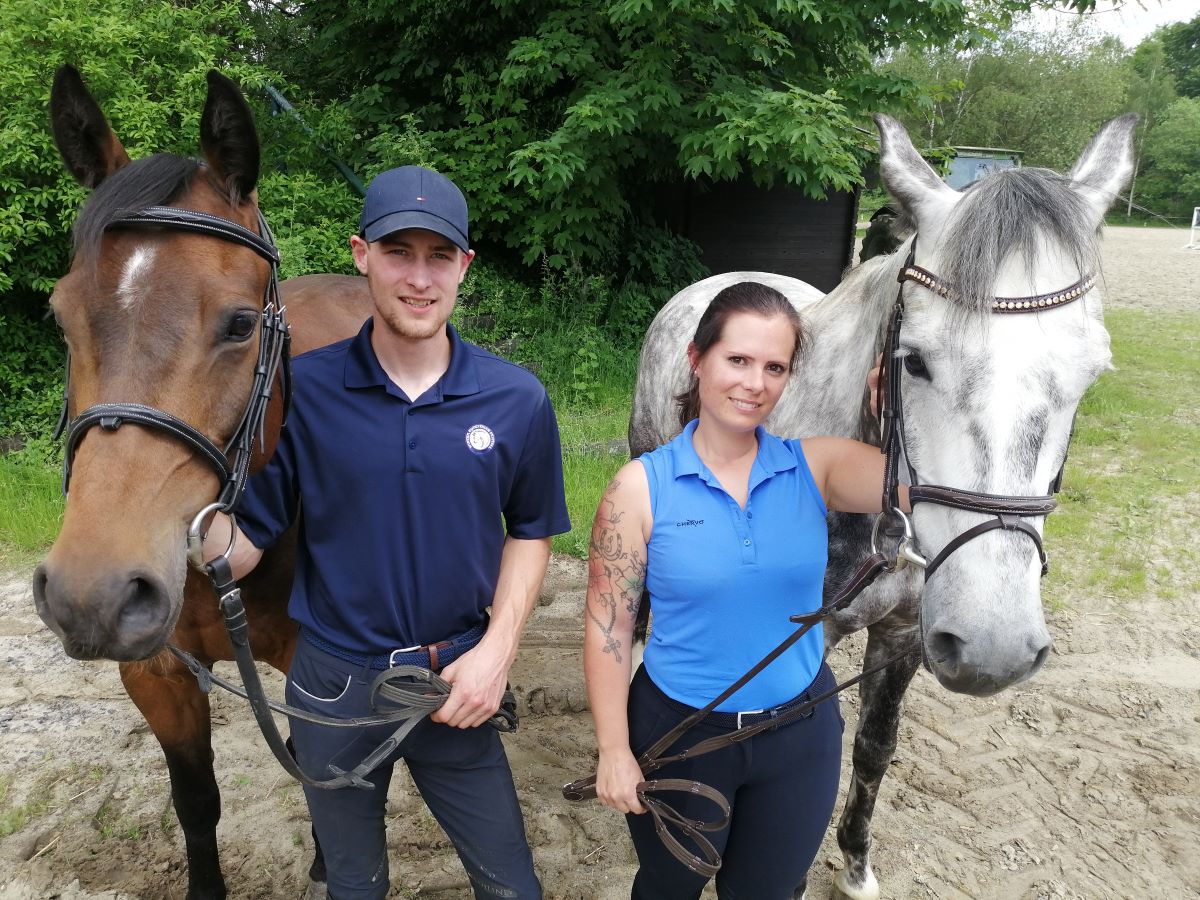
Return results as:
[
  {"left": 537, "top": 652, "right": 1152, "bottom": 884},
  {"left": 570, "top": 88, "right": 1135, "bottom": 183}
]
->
[{"left": 209, "top": 166, "right": 569, "bottom": 899}]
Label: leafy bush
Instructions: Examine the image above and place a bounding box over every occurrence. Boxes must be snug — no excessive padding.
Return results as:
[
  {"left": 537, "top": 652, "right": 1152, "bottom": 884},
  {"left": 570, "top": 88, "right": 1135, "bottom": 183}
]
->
[{"left": 0, "top": 310, "right": 61, "bottom": 453}]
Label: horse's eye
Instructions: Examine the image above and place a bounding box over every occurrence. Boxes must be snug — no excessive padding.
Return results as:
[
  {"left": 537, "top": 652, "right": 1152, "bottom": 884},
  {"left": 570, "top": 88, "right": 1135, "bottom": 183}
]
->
[
  {"left": 903, "top": 353, "right": 930, "bottom": 380},
  {"left": 225, "top": 311, "right": 259, "bottom": 342}
]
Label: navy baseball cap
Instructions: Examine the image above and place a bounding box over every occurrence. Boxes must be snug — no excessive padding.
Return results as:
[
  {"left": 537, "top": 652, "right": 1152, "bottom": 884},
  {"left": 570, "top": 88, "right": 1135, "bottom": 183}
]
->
[{"left": 359, "top": 166, "right": 469, "bottom": 251}]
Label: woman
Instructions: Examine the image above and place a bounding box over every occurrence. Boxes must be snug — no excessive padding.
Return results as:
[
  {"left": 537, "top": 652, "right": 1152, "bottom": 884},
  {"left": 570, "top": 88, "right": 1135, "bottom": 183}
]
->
[{"left": 583, "top": 281, "right": 905, "bottom": 899}]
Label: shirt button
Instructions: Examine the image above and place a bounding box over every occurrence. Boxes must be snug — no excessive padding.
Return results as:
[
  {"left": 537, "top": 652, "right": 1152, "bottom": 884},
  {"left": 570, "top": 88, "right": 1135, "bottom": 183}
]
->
[
  {"left": 408, "top": 440, "right": 416, "bottom": 449},
  {"left": 747, "top": 511, "right": 753, "bottom": 519},
  {"left": 744, "top": 539, "right": 751, "bottom": 546}
]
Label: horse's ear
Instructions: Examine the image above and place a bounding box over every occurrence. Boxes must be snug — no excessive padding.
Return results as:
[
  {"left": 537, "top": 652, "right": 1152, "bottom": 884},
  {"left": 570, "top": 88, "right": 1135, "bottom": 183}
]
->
[
  {"left": 50, "top": 65, "right": 132, "bottom": 188},
  {"left": 874, "top": 115, "right": 957, "bottom": 228},
  {"left": 199, "top": 70, "right": 259, "bottom": 203},
  {"left": 1068, "top": 114, "right": 1138, "bottom": 227}
]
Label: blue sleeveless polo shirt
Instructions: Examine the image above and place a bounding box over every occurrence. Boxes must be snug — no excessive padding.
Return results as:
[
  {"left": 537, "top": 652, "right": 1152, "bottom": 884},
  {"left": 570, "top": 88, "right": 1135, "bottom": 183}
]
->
[{"left": 639, "top": 419, "right": 828, "bottom": 712}]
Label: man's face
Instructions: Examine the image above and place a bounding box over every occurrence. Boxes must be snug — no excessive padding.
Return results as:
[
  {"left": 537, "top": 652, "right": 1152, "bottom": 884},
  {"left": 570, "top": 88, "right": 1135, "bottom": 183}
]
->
[{"left": 350, "top": 228, "right": 474, "bottom": 342}]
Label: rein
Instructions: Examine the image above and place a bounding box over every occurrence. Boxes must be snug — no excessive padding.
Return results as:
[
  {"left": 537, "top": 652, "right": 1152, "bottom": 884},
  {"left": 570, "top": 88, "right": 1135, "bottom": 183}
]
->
[
  {"left": 563, "top": 236, "right": 1095, "bottom": 876},
  {"left": 55, "top": 203, "right": 514, "bottom": 792},
  {"left": 563, "top": 555, "right": 916, "bottom": 876},
  {"left": 173, "top": 554, "right": 515, "bottom": 792}
]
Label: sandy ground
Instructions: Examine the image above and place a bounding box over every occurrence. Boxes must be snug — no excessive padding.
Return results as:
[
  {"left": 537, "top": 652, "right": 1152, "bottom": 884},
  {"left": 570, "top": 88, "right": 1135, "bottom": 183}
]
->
[{"left": 1, "top": 226, "right": 1197, "bottom": 900}]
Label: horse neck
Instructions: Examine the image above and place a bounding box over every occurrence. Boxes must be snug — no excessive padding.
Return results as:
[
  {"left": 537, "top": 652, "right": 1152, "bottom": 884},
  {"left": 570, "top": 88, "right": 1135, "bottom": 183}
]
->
[{"left": 775, "top": 255, "right": 899, "bottom": 441}]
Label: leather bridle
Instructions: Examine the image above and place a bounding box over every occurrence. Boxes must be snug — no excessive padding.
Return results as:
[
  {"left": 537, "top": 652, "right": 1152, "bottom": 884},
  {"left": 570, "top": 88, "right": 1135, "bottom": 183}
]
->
[
  {"left": 55, "top": 205, "right": 292, "bottom": 518},
  {"left": 873, "top": 237, "right": 1093, "bottom": 581}
]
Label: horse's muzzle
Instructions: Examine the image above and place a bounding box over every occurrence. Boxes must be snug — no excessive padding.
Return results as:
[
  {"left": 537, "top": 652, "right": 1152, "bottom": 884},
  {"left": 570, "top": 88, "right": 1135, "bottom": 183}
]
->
[{"left": 32, "top": 561, "right": 176, "bottom": 661}]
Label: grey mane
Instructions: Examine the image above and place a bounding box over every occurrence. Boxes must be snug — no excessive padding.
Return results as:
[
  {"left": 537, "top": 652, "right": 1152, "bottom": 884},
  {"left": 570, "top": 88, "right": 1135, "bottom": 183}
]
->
[
  {"left": 939, "top": 168, "right": 1099, "bottom": 313},
  {"left": 72, "top": 154, "right": 199, "bottom": 264}
]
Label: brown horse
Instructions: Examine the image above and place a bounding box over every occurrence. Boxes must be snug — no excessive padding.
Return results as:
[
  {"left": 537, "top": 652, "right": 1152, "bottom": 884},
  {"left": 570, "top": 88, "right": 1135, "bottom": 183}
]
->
[{"left": 34, "top": 66, "right": 370, "bottom": 899}]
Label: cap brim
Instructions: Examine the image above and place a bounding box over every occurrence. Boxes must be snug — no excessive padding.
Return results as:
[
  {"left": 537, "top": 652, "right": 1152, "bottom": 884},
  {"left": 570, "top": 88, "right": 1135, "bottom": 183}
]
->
[{"left": 362, "top": 210, "right": 468, "bottom": 251}]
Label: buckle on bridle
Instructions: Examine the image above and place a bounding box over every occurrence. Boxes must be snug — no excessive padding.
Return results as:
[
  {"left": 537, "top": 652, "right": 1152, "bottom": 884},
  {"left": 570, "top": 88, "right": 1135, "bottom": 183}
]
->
[{"left": 870, "top": 508, "right": 927, "bottom": 572}]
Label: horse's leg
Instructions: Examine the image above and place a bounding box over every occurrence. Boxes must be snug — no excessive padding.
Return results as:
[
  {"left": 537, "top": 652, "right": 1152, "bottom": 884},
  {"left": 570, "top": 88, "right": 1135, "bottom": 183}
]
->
[
  {"left": 120, "top": 659, "right": 225, "bottom": 900},
  {"left": 833, "top": 624, "right": 921, "bottom": 900}
]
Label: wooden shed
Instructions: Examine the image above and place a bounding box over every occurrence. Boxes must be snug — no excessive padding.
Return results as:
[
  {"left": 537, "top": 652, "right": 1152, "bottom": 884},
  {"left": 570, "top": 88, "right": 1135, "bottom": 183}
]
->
[{"left": 656, "top": 177, "right": 860, "bottom": 294}]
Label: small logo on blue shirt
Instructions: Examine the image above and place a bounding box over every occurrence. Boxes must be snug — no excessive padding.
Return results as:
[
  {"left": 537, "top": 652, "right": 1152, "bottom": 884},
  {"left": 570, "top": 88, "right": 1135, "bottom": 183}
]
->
[
  {"left": 675, "top": 518, "right": 704, "bottom": 527},
  {"left": 465, "top": 424, "right": 496, "bottom": 454}
]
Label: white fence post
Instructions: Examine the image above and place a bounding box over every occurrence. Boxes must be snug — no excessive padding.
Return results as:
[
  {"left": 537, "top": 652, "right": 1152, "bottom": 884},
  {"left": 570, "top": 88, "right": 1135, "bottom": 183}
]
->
[{"left": 1188, "top": 207, "right": 1200, "bottom": 250}]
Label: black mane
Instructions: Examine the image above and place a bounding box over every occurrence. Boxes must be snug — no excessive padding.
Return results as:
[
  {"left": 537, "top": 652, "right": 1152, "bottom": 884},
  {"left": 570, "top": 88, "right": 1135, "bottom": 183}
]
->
[{"left": 72, "top": 154, "right": 199, "bottom": 263}]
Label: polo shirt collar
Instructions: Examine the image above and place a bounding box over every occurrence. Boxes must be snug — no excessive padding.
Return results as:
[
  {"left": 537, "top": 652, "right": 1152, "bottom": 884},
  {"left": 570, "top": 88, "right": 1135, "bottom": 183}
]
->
[
  {"left": 344, "top": 318, "right": 482, "bottom": 400},
  {"left": 673, "top": 419, "right": 798, "bottom": 493}
]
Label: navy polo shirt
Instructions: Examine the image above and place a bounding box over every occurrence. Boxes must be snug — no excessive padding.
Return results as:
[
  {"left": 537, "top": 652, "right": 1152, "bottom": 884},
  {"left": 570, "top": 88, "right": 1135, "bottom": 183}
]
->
[
  {"left": 638, "top": 420, "right": 828, "bottom": 711},
  {"left": 237, "top": 320, "right": 571, "bottom": 653}
]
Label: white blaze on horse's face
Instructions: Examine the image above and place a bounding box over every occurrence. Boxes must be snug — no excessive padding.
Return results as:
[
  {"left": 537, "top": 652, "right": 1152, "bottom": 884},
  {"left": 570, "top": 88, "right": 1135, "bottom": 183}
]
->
[
  {"left": 877, "top": 114, "right": 1134, "bottom": 693},
  {"left": 116, "top": 246, "right": 155, "bottom": 311}
]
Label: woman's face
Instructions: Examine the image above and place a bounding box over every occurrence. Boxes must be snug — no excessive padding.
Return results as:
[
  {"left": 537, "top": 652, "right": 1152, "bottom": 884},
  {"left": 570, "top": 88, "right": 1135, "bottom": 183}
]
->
[{"left": 688, "top": 312, "right": 795, "bottom": 434}]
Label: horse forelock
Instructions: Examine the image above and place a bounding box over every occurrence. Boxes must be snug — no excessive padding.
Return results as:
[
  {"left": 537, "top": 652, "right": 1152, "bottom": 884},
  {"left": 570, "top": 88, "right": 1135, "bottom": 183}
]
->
[
  {"left": 938, "top": 168, "right": 1099, "bottom": 313},
  {"left": 72, "top": 154, "right": 200, "bottom": 265}
]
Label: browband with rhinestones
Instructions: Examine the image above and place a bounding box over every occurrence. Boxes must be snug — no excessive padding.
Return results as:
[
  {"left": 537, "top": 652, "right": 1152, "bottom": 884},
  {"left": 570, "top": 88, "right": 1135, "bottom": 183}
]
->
[{"left": 901, "top": 264, "right": 1097, "bottom": 313}]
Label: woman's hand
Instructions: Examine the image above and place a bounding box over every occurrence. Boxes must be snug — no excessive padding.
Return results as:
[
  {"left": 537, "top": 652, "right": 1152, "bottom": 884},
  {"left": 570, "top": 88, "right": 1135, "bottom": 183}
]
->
[{"left": 595, "top": 747, "right": 648, "bottom": 814}]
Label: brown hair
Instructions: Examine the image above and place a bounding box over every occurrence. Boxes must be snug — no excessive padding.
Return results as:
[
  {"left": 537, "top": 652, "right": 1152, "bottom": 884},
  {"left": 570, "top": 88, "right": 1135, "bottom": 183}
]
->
[{"left": 675, "top": 281, "right": 807, "bottom": 427}]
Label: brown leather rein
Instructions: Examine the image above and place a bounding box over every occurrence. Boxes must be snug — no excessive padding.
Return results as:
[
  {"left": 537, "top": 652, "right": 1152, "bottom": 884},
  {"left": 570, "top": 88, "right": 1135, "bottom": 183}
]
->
[{"left": 563, "top": 237, "right": 1095, "bottom": 876}]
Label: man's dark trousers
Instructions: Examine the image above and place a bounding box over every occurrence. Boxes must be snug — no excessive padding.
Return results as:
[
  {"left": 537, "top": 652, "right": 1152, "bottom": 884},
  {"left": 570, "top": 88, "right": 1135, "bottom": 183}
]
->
[{"left": 286, "top": 635, "right": 541, "bottom": 900}]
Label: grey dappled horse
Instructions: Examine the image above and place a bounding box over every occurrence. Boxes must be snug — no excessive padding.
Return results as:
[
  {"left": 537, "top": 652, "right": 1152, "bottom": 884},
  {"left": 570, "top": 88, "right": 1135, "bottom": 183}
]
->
[{"left": 629, "top": 114, "right": 1136, "bottom": 899}]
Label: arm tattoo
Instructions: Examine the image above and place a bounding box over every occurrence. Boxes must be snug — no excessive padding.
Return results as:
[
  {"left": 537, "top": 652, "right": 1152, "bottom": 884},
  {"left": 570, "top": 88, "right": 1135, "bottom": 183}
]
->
[{"left": 586, "top": 479, "right": 646, "bottom": 665}]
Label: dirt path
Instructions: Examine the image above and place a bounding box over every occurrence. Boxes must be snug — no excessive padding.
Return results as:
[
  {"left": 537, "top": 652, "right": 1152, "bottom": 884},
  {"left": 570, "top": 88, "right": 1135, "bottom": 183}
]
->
[{"left": 2, "top": 226, "right": 1197, "bottom": 900}]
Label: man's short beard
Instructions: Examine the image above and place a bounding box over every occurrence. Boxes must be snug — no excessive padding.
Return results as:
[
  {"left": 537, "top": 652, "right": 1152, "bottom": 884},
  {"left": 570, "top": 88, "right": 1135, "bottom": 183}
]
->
[{"left": 376, "top": 306, "right": 444, "bottom": 341}]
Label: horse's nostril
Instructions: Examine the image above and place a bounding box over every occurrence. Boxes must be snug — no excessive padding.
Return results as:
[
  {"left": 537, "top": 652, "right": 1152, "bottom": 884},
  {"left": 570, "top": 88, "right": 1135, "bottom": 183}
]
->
[
  {"left": 1030, "top": 639, "right": 1051, "bottom": 673},
  {"left": 927, "top": 628, "right": 965, "bottom": 669},
  {"left": 32, "top": 565, "right": 49, "bottom": 606},
  {"left": 118, "top": 574, "right": 169, "bottom": 633}
]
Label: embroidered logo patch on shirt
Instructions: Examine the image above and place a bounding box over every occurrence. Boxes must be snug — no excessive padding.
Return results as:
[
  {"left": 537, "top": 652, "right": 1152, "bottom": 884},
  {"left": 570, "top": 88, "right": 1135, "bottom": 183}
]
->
[{"left": 465, "top": 423, "right": 496, "bottom": 455}]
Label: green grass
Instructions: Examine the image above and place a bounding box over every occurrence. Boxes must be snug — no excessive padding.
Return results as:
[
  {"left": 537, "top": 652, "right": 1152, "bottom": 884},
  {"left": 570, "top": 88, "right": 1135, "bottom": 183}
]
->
[
  {"left": 1046, "top": 308, "right": 1200, "bottom": 602},
  {"left": 547, "top": 345, "right": 639, "bottom": 557},
  {"left": 0, "top": 773, "right": 50, "bottom": 838},
  {"left": 0, "top": 453, "right": 63, "bottom": 567}
]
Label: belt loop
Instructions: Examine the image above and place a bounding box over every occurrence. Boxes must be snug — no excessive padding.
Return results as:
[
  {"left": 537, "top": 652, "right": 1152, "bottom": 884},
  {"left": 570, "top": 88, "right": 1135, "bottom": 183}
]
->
[{"left": 428, "top": 644, "right": 440, "bottom": 672}]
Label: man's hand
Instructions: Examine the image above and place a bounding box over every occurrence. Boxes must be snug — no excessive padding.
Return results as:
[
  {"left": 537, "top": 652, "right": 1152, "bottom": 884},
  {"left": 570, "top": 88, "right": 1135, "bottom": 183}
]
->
[{"left": 432, "top": 638, "right": 512, "bottom": 729}]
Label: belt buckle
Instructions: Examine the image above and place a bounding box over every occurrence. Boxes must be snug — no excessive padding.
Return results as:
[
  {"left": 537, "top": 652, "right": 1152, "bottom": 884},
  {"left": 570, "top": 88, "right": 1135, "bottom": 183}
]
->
[
  {"left": 388, "top": 644, "right": 423, "bottom": 667},
  {"left": 736, "top": 708, "right": 765, "bottom": 730}
]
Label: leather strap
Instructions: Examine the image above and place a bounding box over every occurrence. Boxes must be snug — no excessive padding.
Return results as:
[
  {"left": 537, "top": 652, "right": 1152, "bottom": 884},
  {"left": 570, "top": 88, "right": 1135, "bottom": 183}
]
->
[
  {"left": 908, "top": 485, "right": 1057, "bottom": 517},
  {"left": 922, "top": 515, "right": 1049, "bottom": 579}
]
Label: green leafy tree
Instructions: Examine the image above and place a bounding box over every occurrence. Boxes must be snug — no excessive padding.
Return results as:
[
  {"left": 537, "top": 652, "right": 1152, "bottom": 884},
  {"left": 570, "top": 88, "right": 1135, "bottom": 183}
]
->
[
  {"left": 1122, "top": 37, "right": 1178, "bottom": 216},
  {"left": 251, "top": 0, "right": 1097, "bottom": 270},
  {"left": 1159, "top": 15, "right": 1200, "bottom": 98},
  {"left": 1135, "top": 97, "right": 1200, "bottom": 217},
  {"left": 884, "top": 19, "right": 1131, "bottom": 170}
]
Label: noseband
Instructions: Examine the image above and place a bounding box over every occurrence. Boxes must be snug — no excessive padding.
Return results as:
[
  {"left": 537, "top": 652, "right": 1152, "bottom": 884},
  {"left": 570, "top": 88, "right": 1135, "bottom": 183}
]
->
[
  {"left": 55, "top": 205, "right": 292, "bottom": 518},
  {"left": 875, "top": 238, "right": 1093, "bottom": 580}
]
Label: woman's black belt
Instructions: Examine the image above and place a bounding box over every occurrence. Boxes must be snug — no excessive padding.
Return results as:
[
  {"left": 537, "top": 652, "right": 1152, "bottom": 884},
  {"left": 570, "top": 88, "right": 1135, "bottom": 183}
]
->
[{"left": 645, "top": 666, "right": 819, "bottom": 731}]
